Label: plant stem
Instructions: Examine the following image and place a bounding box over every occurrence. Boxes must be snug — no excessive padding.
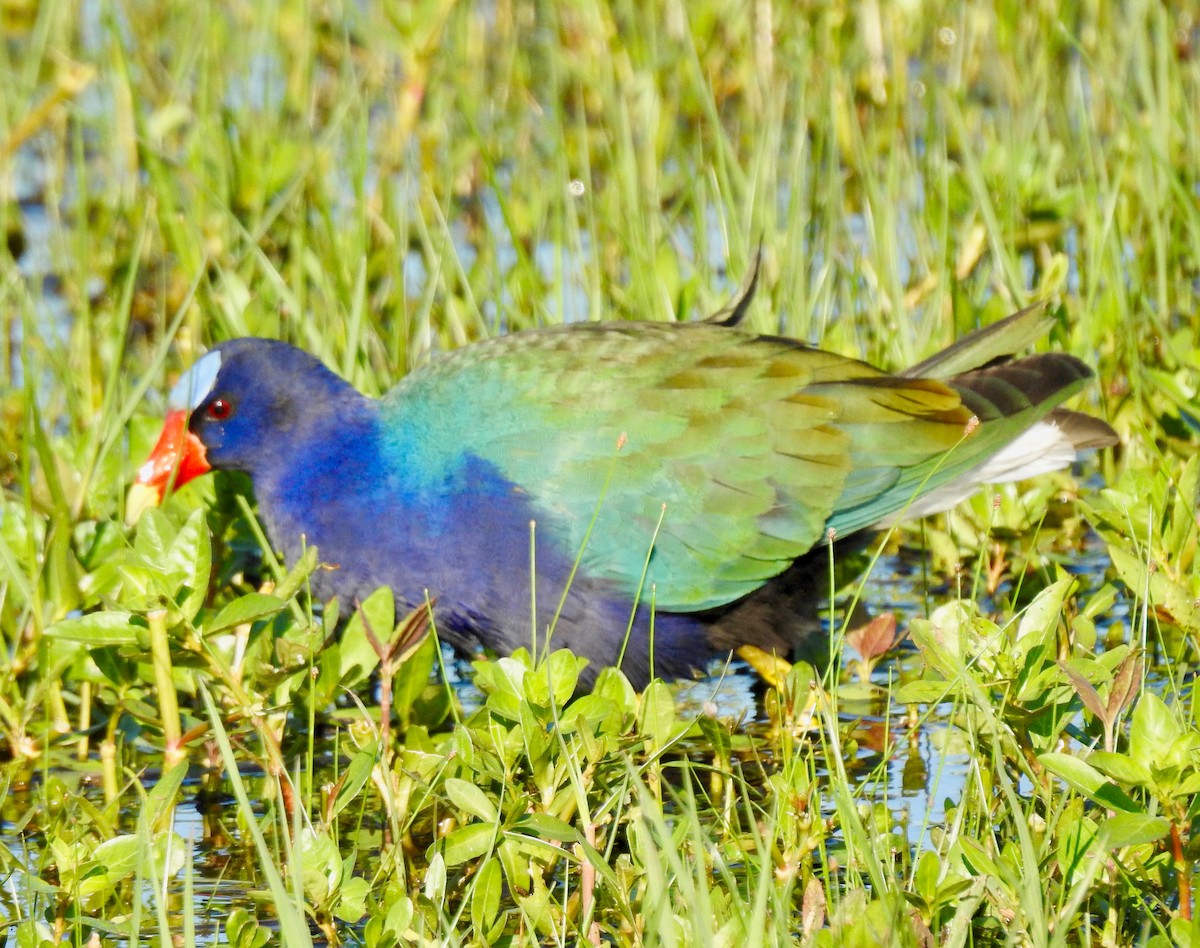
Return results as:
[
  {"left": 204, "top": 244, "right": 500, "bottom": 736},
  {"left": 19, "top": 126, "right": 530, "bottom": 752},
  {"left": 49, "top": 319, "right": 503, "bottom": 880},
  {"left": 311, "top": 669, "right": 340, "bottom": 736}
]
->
[
  {"left": 1172, "top": 822, "right": 1192, "bottom": 921},
  {"left": 148, "top": 609, "right": 183, "bottom": 765}
]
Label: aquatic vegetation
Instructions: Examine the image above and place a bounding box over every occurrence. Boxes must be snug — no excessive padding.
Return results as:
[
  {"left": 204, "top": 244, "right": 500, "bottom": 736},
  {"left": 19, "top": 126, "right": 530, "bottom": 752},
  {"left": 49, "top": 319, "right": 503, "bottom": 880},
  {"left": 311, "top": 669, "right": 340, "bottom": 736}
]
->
[{"left": 0, "top": 0, "right": 1196, "bottom": 944}]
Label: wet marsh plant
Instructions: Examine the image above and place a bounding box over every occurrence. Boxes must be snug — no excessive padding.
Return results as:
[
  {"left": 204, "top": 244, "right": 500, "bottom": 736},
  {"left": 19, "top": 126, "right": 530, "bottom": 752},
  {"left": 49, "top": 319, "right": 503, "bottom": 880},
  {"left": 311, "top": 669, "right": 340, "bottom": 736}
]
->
[{"left": 0, "top": 0, "right": 1198, "bottom": 944}]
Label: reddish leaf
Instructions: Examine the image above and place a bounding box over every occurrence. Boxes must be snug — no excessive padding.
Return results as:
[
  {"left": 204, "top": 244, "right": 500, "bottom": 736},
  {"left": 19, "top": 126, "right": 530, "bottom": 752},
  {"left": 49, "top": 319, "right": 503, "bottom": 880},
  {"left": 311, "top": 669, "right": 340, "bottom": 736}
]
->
[
  {"left": 1058, "top": 660, "right": 1106, "bottom": 722},
  {"left": 847, "top": 612, "right": 899, "bottom": 662},
  {"left": 1107, "top": 649, "right": 1144, "bottom": 720}
]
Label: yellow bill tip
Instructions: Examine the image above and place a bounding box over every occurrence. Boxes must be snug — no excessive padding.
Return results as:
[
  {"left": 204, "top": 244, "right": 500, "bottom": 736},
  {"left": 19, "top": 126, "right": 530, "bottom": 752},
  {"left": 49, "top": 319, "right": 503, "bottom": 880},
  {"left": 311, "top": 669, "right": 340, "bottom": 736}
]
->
[{"left": 125, "top": 481, "right": 161, "bottom": 527}]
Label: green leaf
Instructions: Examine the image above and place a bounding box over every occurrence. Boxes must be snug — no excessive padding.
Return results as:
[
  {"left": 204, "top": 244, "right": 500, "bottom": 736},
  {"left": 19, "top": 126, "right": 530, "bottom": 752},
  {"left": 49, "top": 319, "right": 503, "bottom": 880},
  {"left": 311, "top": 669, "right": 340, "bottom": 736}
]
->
[
  {"left": 513, "top": 813, "right": 579, "bottom": 843},
  {"left": 1039, "top": 752, "right": 1106, "bottom": 791},
  {"left": 152, "top": 831, "right": 189, "bottom": 879},
  {"left": 207, "top": 593, "right": 286, "bottom": 634},
  {"left": 471, "top": 857, "right": 503, "bottom": 938},
  {"left": 525, "top": 648, "right": 584, "bottom": 707},
  {"left": 497, "top": 838, "right": 531, "bottom": 896},
  {"left": 443, "top": 822, "right": 495, "bottom": 866},
  {"left": 837, "top": 681, "right": 880, "bottom": 703},
  {"left": 1056, "top": 806, "right": 1101, "bottom": 885},
  {"left": 913, "top": 849, "right": 941, "bottom": 902},
  {"left": 481, "top": 655, "right": 528, "bottom": 722},
  {"left": 695, "top": 715, "right": 732, "bottom": 763},
  {"left": 520, "top": 701, "right": 549, "bottom": 770},
  {"left": 227, "top": 908, "right": 269, "bottom": 948},
  {"left": 894, "top": 679, "right": 956, "bottom": 706},
  {"left": 1087, "top": 751, "right": 1151, "bottom": 787},
  {"left": 485, "top": 688, "right": 522, "bottom": 724},
  {"left": 907, "top": 601, "right": 993, "bottom": 678},
  {"left": 1081, "top": 583, "right": 1120, "bottom": 621},
  {"left": 1016, "top": 577, "right": 1074, "bottom": 654},
  {"left": 333, "top": 877, "right": 370, "bottom": 923},
  {"left": 91, "top": 835, "right": 139, "bottom": 883},
  {"left": 496, "top": 655, "right": 530, "bottom": 691},
  {"left": 134, "top": 508, "right": 173, "bottom": 565},
  {"left": 353, "top": 585, "right": 396, "bottom": 641},
  {"left": 169, "top": 508, "right": 211, "bottom": 622},
  {"left": 1109, "top": 546, "right": 1199, "bottom": 632},
  {"left": 329, "top": 749, "right": 377, "bottom": 822},
  {"left": 296, "top": 827, "right": 340, "bottom": 905},
  {"left": 560, "top": 693, "right": 624, "bottom": 735},
  {"left": 503, "top": 830, "right": 575, "bottom": 861},
  {"left": 1130, "top": 693, "right": 1182, "bottom": 773},
  {"left": 1168, "top": 917, "right": 1196, "bottom": 948},
  {"left": 957, "top": 837, "right": 1004, "bottom": 879},
  {"left": 392, "top": 634, "right": 437, "bottom": 725},
  {"left": 1038, "top": 752, "right": 1140, "bottom": 812},
  {"left": 424, "top": 852, "right": 447, "bottom": 902},
  {"left": 46, "top": 611, "right": 142, "bottom": 646},
  {"left": 591, "top": 667, "right": 637, "bottom": 709},
  {"left": 144, "top": 761, "right": 188, "bottom": 827},
  {"left": 383, "top": 895, "right": 415, "bottom": 937},
  {"left": 340, "top": 586, "right": 393, "bottom": 686},
  {"left": 1101, "top": 813, "right": 1171, "bottom": 848},
  {"left": 639, "top": 680, "right": 676, "bottom": 746},
  {"left": 275, "top": 544, "right": 320, "bottom": 600},
  {"left": 1016, "top": 643, "right": 1059, "bottom": 705},
  {"left": 445, "top": 777, "right": 499, "bottom": 824},
  {"left": 1169, "top": 455, "right": 1200, "bottom": 555}
]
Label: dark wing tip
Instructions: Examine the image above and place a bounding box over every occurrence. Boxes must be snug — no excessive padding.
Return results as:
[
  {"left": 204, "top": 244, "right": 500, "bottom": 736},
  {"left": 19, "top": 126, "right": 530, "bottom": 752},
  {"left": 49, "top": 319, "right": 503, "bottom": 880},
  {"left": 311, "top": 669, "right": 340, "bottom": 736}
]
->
[
  {"left": 1047, "top": 407, "right": 1120, "bottom": 449},
  {"left": 950, "top": 352, "right": 1096, "bottom": 420}
]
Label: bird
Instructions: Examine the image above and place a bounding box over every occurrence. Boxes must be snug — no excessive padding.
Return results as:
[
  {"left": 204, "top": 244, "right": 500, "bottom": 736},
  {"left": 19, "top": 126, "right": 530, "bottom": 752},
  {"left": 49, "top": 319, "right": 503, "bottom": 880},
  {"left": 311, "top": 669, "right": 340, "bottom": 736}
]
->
[{"left": 128, "top": 274, "right": 1117, "bottom": 689}]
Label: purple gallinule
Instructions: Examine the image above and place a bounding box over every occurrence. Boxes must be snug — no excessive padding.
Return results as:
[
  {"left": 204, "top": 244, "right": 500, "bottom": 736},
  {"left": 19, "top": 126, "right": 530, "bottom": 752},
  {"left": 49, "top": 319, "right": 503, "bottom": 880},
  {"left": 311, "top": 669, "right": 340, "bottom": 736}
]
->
[{"left": 129, "top": 300, "right": 1116, "bottom": 686}]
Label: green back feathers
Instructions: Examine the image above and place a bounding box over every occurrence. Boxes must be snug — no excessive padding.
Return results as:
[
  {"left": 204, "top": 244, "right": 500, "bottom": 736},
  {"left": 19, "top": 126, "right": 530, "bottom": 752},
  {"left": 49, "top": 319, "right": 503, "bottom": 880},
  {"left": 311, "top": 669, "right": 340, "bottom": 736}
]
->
[{"left": 382, "top": 316, "right": 1098, "bottom": 611}]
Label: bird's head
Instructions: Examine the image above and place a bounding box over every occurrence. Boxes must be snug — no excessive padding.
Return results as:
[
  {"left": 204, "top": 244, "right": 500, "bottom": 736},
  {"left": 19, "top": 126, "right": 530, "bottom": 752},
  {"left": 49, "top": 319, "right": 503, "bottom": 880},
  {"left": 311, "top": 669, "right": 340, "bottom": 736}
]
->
[{"left": 127, "top": 339, "right": 364, "bottom": 523}]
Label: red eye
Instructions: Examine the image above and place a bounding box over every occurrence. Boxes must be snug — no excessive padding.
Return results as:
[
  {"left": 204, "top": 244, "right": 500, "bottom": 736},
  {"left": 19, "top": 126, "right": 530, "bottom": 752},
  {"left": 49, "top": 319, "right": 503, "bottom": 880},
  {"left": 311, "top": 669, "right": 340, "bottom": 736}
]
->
[{"left": 206, "top": 397, "right": 233, "bottom": 421}]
